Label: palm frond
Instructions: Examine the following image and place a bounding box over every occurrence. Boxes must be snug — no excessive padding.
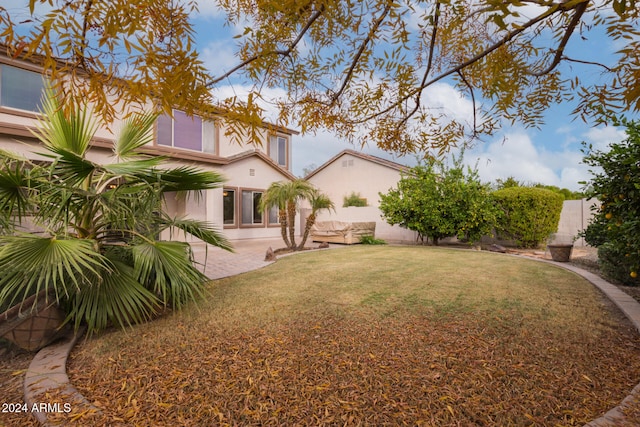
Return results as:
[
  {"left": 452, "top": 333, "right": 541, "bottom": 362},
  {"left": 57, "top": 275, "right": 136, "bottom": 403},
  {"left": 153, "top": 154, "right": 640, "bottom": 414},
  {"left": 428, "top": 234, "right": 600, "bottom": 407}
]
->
[
  {"left": 160, "top": 217, "right": 233, "bottom": 251},
  {"left": 310, "top": 191, "right": 336, "bottom": 213},
  {"left": 0, "top": 235, "right": 110, "bottom": 309},
  {"left": 0, "top": 160, "right": 35, "bottom": 226},
  {"left": 143, "top": 166, "right": 226, "bottom": 192},
  {"left": 30, "top": 85, "right": 98, "bottom": 157},
  {"left": 42, "top": 147, "right": 98, "bottom": 186},
  {"left": 69, "top": 257, "right": 158, "bottom": 334},
  {"left": 132, "top": 240, "right": 208, "bottom": 310},
  {"left": 102, "top": 157, "right": 166, "bottom": 176},
  {"left": 114, "top": 112, "right": 159, "bottom": 160}
]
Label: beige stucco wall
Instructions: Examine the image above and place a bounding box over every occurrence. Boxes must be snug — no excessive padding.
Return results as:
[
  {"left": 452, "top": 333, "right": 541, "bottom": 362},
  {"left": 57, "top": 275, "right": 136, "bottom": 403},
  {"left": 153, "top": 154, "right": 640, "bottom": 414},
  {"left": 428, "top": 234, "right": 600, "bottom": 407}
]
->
[
  {"left": 220, "top": 156, "right": 296, "bottom": 241},
  {"left": 307, "top": 153, "right": 400, "bottom": 206},
  {"left": 557, "top": 198, "right": 600, "bottom": 246}
]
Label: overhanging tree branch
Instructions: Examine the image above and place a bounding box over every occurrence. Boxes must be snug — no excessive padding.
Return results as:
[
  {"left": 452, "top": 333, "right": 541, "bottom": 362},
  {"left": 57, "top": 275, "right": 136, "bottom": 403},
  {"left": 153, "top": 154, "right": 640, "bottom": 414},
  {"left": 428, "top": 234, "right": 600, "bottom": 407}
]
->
[
  {"left": 206, "top": 6, "right": 325, "bottom": 87},
  {"left": 399, "top": 1, "right": 441, "bottom": 128},
  {"left": 527, "top": 0, "right": 589, "bottom": 76},
  {"left": 353, "top": 0, "right": 583, "bottom": 125},
  {"left": 328, "top": 3, "right": 392, "bottom": 105}
]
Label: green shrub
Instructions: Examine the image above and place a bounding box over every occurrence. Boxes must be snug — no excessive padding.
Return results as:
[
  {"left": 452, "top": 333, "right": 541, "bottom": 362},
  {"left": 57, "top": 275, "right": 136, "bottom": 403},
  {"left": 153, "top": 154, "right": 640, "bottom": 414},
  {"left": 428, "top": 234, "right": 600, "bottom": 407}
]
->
[
  {"left": 343, "top": 192, "right": 368, "bottom": 207},
  {"left": 359, "top": 235, "right": 386, "bottom": 245},
  {"left": 492, "top": 187, "right": 564, "bottom": 248},
  {"left": 581, "top": 119, "right": 640, "bottom": 285}
]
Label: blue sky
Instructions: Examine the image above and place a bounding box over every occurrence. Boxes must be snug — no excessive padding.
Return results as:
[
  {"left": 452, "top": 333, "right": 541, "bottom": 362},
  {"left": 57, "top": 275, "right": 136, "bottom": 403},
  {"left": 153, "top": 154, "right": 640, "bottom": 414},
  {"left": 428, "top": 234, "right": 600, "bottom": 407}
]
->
[{"left": 191, "top": 1, "right": 633, "bottom": 191}]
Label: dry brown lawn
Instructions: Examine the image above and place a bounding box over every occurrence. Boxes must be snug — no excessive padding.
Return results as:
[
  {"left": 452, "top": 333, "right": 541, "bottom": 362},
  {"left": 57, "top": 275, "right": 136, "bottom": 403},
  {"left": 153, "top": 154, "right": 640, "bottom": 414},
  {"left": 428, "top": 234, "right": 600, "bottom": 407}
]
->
[{"left": 4, "top": 246, "right": 640, "bottom": 426}]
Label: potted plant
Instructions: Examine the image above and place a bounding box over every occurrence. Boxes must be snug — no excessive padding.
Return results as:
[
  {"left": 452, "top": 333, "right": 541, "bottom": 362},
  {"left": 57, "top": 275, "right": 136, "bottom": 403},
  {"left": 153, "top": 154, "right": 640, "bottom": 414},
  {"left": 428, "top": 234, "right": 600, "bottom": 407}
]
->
[
  {"left": 0, "top": 290, "right": 68, "bottom": 351},
  {"left": 547, "top": 233, "right": 575, "bottom": 262}
]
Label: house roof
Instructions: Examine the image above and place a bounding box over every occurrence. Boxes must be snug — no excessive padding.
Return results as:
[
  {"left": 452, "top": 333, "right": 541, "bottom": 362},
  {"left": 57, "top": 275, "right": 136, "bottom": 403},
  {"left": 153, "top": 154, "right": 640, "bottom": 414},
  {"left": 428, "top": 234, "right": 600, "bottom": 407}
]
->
[
  {"left": 224, "top": 149, "right": 298, "bottom": 181},
  {"left": 304, "top": 149, "right": 409, "bottom": 180}
]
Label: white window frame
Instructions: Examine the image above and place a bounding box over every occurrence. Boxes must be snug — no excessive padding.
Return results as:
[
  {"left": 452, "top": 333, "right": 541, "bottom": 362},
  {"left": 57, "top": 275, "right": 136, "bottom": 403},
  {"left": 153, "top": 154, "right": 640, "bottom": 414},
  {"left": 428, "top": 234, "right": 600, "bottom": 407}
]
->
[{"left": 268, "top": 134, "right": 289, "bottom": 168}]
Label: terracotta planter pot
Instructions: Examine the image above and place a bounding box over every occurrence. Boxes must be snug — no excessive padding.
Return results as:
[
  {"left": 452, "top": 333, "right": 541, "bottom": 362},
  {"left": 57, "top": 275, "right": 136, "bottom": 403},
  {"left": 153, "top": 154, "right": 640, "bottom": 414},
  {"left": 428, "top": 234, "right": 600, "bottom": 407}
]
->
[
  {"left": 0, "top": 290, "right": 67, "bottom": 351},
  {"left": 548, "top": 244, "right": 574, "bottom": 262}
]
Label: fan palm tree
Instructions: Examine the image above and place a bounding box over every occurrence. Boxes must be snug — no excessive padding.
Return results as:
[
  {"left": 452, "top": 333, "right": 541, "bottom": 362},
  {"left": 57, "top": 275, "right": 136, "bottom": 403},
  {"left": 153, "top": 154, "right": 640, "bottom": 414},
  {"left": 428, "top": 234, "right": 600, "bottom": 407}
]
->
[
  {"left": 0, "top": 87, "right": 231, "bottom": 334},
  {"left": 297, "top": 190, "right": 335, "bottom": 250},
  {"left": 260, "top": 179, "right": 316, "bottom": 250}
]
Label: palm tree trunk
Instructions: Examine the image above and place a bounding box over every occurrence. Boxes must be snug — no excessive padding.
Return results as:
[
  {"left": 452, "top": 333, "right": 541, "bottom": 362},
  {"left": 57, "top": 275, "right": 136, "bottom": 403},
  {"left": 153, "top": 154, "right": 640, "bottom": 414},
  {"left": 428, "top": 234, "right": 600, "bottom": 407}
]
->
[
  {"left": 287, "top": 201, "right": 297, "bottom": 249},
  {"left": 279, "top": 209, "right": 290, "bottom": 248},
  {"left": 297, "top": 212, "right": 316, "bottom": 250}
]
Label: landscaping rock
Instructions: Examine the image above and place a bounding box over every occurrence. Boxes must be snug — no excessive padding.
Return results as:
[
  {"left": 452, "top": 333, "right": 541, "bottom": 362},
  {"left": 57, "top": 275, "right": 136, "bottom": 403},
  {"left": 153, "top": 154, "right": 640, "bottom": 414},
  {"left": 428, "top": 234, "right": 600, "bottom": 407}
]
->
[{"left": 264, "top": 247, "right": 277, "bottom": 262}]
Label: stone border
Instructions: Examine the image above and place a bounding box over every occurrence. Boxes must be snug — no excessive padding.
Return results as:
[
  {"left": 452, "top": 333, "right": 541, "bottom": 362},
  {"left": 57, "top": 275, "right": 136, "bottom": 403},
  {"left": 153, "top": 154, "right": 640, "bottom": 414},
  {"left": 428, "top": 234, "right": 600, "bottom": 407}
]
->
[
  {"left": 23, "top": 327, "right": 100, "bottom": 426},
  {"left": 23, "top": 253, "right": 640, "bottom": 426}
]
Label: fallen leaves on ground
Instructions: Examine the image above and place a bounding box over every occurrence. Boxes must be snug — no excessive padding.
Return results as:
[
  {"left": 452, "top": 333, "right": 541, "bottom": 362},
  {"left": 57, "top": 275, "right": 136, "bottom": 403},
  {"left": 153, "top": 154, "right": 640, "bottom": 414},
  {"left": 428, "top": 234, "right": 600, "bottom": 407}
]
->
[
  {"left": 58, "top": 308, "right": 640, "bottom": 427},
  {"left": 0, "top": 345, "right": 39, "bottom": 427}
]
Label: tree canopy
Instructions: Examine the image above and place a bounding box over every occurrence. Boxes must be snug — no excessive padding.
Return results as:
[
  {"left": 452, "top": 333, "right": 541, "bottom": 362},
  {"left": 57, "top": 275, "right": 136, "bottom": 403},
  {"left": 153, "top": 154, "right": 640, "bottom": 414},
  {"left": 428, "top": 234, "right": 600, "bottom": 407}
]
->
[
  {"left": 2, "top": 1, "right": 638, "bottom": 153},
  {"left": 379, "top": 157, "right": 498, "bottom": 245}
]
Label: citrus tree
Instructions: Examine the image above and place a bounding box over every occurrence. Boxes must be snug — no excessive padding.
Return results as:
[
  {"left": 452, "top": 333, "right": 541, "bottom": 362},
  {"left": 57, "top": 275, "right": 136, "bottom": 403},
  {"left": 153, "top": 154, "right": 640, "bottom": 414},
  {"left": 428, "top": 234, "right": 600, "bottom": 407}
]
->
[
  {"left": 0, "top": 88, "right": 232, "bottom": 333},
  {"left": 582, "top": 120, "right": 640, "bottom": 285},
  {"left": 1, "top": 1, "right": 638, "bottom": 152},
  {"left": 379, "top": 157, "right": 498, "bottom": 245}
]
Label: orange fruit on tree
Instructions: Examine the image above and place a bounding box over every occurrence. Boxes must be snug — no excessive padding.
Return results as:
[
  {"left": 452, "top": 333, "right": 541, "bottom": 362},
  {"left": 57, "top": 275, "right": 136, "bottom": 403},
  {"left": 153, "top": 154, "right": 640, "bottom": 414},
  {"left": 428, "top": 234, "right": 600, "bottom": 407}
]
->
[{"left": 631, "top": 271, "right": 638, "bottom": 279}]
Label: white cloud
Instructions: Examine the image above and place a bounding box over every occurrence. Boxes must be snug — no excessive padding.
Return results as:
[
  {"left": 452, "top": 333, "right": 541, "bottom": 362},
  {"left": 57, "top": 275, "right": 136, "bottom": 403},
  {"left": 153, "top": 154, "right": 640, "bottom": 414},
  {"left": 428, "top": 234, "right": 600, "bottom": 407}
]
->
[
  {"left": 582, "top": 125, "right": 625, "bottom": 151},
  {"left": 462, "top": 123, "right": 626, "bottom": 192},
  {"left": 422, "top": 82, "right": 476, "bottom": 125},
  {"left": 200, "top": 40, "right": 240, "bottom": 79},
  {"left": 191, "top": 0, "right": 225, "bottom": 19},
  {"left": 467, "top": 131, "right": 560, "bottom": 186}
]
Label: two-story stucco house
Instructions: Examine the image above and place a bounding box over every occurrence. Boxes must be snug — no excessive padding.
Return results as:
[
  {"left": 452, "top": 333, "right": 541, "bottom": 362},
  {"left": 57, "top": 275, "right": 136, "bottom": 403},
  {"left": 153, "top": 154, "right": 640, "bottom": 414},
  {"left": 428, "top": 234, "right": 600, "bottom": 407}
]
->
[{"left": 0, "top": 51, "right": 298, "bottom": 243}]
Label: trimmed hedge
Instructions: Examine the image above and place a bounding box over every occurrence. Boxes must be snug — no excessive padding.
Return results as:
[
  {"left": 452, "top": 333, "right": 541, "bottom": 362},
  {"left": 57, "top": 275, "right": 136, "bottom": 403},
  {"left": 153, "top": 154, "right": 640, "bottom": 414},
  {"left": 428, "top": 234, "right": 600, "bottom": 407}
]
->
[{"left": 492, "top": 187, "right": 564, "bottom": 248}]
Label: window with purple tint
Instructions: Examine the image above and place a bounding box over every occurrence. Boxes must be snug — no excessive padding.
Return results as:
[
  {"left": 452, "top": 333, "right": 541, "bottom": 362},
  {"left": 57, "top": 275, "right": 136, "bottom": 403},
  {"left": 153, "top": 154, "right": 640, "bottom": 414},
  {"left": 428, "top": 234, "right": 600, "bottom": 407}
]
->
[{"left": 156, "top": 109, "right": 217, "bottom": 154}]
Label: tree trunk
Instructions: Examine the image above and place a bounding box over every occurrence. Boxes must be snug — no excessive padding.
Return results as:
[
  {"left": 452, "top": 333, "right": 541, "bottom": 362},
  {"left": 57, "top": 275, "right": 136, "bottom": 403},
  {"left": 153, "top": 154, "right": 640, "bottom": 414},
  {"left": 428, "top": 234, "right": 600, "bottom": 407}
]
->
[
  {"left": 297, "top": 212, "right": 316, "bottom": 250},
  {"left": 278, "top": 209, "right": 290, "bottom": 248},
  {"left": 287, "top": 201, "right": 297, "bottom": 249}
]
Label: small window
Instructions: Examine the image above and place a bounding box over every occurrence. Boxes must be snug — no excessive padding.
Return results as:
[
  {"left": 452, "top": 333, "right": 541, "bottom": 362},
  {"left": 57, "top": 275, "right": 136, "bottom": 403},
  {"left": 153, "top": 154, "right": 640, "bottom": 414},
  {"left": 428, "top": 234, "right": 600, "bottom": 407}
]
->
[
  {"left": 223, "top": 189, "right": 236, "bottom": 225},
  {"left": 269, "top": 135, "right": 288, "bottom": 167},
  {"left": 241, "top": 190, "right": 263, "bottom": 225},
  {"left": 0, "top": 64, "right": 45, "bottom": 112}
]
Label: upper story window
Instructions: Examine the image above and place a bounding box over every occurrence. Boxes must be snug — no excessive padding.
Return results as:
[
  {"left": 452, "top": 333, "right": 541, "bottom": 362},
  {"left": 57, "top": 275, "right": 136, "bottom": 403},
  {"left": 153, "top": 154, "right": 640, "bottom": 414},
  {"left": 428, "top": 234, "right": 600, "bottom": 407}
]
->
[
  {"left": 269, "top": 135, "right": 288, "bottom": 168},
  {"left": 157, "top": 109, "right": 217, "bottom": 154},
  {"left": 0, "top": 64, "right": 45, "bottom": 112}
]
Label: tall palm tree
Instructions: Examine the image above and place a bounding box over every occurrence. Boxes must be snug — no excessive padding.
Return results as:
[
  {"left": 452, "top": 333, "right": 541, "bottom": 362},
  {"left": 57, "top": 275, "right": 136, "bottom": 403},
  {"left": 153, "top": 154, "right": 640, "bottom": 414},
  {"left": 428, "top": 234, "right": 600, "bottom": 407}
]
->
[
  {"left": 298, "top": 190, "right": 335, "bottom": 250},
  {"left": 0, "top": 87, "right": 231, "bottom": 334},
  {"left": 261, "top": 179, "right": 316, "bottom": 250}
]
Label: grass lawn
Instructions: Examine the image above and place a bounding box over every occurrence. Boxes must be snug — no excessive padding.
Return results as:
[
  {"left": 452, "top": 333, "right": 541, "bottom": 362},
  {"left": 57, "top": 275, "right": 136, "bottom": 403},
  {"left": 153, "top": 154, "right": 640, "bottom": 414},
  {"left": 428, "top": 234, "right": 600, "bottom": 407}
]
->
[{"left": 53, "top": 246, "right": 640, "bottom": 426}]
